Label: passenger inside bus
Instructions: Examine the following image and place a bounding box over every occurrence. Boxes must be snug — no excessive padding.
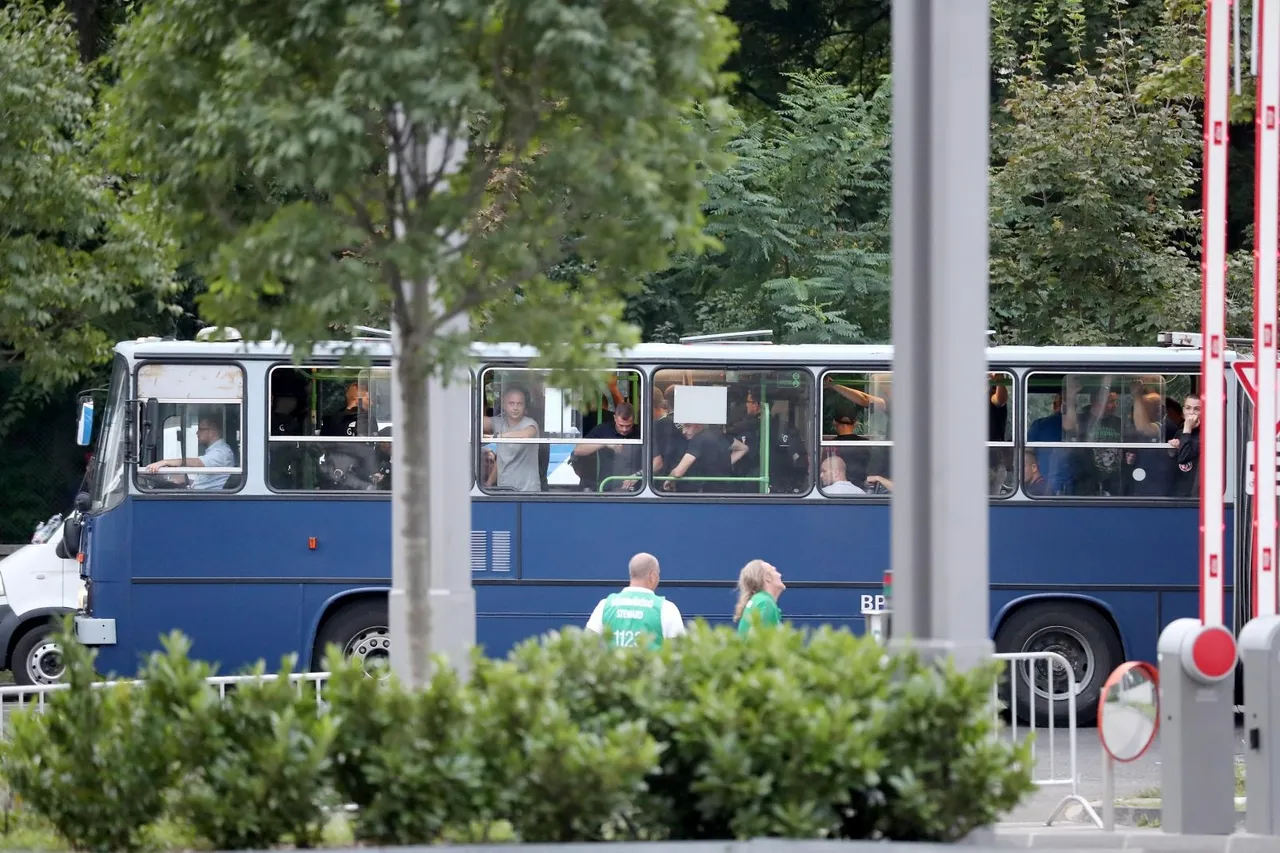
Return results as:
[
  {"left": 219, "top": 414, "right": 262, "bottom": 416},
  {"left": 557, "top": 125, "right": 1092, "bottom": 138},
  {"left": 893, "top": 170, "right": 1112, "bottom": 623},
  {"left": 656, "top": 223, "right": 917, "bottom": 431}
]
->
[
  {"left": 819, "top": 455, "right": 865, "bottom": 494},
  {"left": 571, "top": 402, "right": 643, "bottom": 492},
  {"left": 651, "top": 387, "right": 685, "bottom": 477},
  {"left": 482, "top": 385, "right": 542, "bottom": 492},
  {"left": 729, "top": 387, "right": 809, "bottom": 494},
  {"left": 820, "top": 405, "right": 890, "bottom": 494},
  {"left": 661, "top": 422, "right": 747, "bottom": 492},
  {"left": 1026, "top": 372, "right": 1198, "bottom": 498}
]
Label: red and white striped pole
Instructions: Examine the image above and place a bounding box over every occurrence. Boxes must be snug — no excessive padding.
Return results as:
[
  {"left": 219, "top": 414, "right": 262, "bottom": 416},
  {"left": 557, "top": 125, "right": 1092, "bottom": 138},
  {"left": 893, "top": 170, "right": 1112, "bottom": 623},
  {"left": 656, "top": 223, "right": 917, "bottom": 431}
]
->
[
  {"left": 1254, "top": 0, "right": 1280, "bottom": 619},
  {"left": 1202, "top": 0, "right": 1231, "bottom": 628}
]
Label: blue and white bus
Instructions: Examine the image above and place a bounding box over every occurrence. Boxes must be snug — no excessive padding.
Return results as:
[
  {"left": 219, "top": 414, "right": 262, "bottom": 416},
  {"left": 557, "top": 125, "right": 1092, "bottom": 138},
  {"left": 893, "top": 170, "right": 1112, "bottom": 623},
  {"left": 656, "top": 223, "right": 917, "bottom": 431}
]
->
[{"left": 59, "top": 334, "right": 1252, "bottom": 724}]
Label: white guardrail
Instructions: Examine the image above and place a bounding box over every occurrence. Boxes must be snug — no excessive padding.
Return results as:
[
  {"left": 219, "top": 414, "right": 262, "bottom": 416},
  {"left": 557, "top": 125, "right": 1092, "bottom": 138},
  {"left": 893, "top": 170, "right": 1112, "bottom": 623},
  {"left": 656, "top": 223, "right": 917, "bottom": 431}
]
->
[
  {"left": 993, "top": 650, "right": 1101, "bottom": 828},
  {"left": 0, "top": 671, "right": 332, "bottom": 733},
  {"left": 864, "top": 602, "right": 1098, "bottom": 828}
]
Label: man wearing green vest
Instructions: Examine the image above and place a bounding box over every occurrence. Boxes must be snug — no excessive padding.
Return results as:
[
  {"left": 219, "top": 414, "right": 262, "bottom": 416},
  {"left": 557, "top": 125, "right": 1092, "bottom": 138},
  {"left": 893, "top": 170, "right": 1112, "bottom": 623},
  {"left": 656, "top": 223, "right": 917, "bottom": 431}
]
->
[{"left": 585, "top": 552, "right": 686, "bottom": 649}]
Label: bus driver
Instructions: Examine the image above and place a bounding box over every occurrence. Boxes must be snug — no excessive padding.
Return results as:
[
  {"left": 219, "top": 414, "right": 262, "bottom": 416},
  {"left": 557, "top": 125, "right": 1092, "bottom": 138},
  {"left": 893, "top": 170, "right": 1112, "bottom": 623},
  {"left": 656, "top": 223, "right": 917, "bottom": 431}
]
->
[{"left": 143, "top": 416, "right": 237, "bottom": 490}]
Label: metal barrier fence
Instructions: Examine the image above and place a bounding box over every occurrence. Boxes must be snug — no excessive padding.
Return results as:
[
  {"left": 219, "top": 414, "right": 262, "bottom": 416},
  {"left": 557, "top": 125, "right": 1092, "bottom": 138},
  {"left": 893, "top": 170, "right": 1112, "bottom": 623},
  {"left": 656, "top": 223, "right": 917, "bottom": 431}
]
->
[
  {"left": 993, "top": 650, "right": 1100, "bottom": 829},
  {"left": 0, "top": 671, "right": 331, "bottom": 734}
]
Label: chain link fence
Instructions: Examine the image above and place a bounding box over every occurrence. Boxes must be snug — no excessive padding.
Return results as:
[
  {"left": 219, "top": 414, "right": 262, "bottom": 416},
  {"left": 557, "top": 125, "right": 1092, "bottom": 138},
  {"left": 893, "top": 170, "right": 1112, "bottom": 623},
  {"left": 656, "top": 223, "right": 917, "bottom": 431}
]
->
[{"left": 0, "top": 370, "right": 90, "bottom": 550}]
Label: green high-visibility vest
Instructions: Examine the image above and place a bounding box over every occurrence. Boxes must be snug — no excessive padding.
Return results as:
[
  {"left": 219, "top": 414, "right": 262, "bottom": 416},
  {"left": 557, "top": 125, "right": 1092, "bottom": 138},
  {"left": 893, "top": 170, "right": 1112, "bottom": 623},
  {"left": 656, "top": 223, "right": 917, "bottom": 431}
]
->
[{"left": 601, "top": 589, "right": 666, "bottom": 649}]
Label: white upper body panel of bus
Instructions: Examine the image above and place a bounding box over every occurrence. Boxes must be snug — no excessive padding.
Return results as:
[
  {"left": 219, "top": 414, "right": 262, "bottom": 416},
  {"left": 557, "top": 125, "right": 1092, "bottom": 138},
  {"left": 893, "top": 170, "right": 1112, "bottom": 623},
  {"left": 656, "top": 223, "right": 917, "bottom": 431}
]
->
[{"left": 114, "top": 338, "right": 1235, "bottom": 368}]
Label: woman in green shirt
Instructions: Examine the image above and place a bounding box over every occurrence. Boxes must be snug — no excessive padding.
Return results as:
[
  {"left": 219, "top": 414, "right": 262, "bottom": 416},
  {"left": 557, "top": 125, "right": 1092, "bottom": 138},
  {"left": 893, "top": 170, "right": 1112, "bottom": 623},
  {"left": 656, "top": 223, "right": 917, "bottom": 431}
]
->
[{"left": 734, "top": 559, "right": 786, "bottom": 635}]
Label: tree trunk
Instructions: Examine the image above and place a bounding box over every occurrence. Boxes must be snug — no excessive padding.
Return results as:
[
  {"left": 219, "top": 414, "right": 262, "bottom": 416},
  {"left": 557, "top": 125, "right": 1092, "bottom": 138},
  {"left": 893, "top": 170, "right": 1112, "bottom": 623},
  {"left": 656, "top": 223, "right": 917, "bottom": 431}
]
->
[
  {"left": 394, "top": 335, "right": 432, "bottom": 689},
  {"left": 61, "top": 0, "right": 103, "bottom": 63}
]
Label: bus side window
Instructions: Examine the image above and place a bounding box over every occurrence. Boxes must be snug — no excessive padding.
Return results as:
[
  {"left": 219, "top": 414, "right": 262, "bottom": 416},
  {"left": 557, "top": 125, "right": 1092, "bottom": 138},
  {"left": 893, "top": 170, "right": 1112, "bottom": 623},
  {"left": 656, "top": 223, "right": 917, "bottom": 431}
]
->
[
  {"left": 134, "top": 362, "right": 244, "bottom": 494},
  {"left": 819, "top": 371, "right": 890, "bottom": 497},
  {"left": 1023, "top": 371, "right": 1198, "bottom": 499},
  {"left": 652, "top": 367, "right": 813, "bottom": 496},
  {"left": 477, "top": 367, "right": 644, "bottom": 495},
  {"left": 266, "top": 365, "right": 392, "bottom": 493},
  {"left": 988, "top": 371, "right": 1016, "bottom": 498},
  {"left": 816, "top": 370, "right": 1015, "bottom": 499}
]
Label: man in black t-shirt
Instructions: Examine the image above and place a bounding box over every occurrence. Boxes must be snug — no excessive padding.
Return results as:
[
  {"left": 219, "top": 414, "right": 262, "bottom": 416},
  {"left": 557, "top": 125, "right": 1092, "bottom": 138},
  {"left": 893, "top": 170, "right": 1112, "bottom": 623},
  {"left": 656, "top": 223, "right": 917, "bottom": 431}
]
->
[
  {"left": 729, "top": 388, "right": 808, "bottom": 494},
  {"left": 651, "top": 387, "right": 685, "bottom": 476},
  {"left": 662, "top": 422, "right": 745, "bottom": 493},
  {"left": 571, "top": 402, "right": 643, "bottom": 492}
]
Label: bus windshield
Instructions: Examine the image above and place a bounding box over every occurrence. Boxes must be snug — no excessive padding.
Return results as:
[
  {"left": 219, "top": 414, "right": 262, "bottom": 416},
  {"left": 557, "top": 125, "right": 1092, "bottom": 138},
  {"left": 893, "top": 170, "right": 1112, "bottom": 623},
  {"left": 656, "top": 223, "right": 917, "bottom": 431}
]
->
[{"left": 89, "top": 356, "right": 129, "bottom": 513}]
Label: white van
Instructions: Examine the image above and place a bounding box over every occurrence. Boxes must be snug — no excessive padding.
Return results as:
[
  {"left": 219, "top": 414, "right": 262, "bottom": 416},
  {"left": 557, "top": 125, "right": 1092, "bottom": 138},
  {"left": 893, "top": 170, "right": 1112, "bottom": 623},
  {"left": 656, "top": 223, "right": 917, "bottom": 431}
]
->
[{"left": 0, "top": 514, "right": 85, "bottom": 686}]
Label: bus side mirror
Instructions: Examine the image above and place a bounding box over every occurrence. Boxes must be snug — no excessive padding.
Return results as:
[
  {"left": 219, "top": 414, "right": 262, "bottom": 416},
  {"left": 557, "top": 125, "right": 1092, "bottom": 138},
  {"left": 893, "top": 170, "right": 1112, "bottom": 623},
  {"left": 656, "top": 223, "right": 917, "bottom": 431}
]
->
[
  {"left": 141, "top": 397, "right": 160, "bottom": 458},
  {"left": 75, "top": 492, "right": 90, "bottom": 513},
  {"left": 75, "top": 396, "right": 94, "bottom": 447},
  {"left": 58, "top": 515, "right": 82, "bottom": 558}
]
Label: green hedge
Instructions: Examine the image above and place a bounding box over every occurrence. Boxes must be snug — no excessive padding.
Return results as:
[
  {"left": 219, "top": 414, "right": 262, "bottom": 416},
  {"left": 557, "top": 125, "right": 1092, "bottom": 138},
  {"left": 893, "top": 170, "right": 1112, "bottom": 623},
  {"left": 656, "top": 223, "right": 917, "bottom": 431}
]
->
[{"left": 0, "top": 618, "right": 1034, "bottom": 851}]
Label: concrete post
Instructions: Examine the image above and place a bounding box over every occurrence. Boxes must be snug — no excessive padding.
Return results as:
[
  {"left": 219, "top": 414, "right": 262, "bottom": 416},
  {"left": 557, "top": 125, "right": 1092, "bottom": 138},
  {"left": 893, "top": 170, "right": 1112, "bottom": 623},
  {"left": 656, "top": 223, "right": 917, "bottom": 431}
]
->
[{"left": 887, "top": 0, "right": 994, "bottom": 669}]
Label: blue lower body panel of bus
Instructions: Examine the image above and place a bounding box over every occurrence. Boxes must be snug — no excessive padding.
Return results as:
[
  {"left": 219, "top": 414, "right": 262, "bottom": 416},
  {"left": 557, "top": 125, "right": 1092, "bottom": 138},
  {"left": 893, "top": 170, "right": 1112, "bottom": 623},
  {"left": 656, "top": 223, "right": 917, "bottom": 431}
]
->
[{"left": 81, "top": 494, "right": 1223, "bottom": 681}]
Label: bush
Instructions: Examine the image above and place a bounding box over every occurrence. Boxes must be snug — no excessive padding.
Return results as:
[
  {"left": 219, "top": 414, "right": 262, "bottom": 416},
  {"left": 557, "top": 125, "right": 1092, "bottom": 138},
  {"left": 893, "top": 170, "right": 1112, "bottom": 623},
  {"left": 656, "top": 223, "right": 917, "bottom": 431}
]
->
[
  {"left": 3, "top": 621, "right": 1032, "bottom": 849},
  {"left": 466, "top": 653, "right": 660, "bottom": 842},
  {"left": 324, "top": 646, "right": 660, "bottom": 844},
  {"left": 0, "top": 620, "right": 213, "bottom": 852},
  {"left": 510, "top": 622, "right": 1035, "bottom": 842},
  {"left": 169, "top": 656, "right": 337, "bottom": 850},
  {"left": 325, "top": 648, "right": 486, "bottom": 845}
]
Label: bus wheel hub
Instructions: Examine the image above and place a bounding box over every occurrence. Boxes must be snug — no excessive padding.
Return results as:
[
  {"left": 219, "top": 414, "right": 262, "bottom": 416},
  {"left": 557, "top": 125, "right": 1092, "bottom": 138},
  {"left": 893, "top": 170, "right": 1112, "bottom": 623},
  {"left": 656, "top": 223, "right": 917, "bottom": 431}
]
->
[{"left": 345, "top": 627, "right": 391, "bottom": 677}]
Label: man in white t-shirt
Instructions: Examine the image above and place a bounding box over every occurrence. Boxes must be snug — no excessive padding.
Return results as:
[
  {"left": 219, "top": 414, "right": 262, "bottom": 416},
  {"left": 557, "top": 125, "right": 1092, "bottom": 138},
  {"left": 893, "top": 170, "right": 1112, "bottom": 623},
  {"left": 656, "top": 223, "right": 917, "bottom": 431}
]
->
[
  {"left": 143, "top": 417, "right": 237, "bottom": 490},
  {"left": 819, "top": 455, "right": 866, "bottom": 495}
]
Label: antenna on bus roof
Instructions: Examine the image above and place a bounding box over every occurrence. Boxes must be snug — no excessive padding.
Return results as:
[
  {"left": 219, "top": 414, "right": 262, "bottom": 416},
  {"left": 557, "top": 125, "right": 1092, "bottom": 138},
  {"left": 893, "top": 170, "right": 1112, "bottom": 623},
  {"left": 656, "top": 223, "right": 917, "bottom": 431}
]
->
[
  {"left": 1157, "top": 330, "right": 1254, "bottom": 349},
  {"left": 678, "top": 329, "right": 774, "bottom": 344}
]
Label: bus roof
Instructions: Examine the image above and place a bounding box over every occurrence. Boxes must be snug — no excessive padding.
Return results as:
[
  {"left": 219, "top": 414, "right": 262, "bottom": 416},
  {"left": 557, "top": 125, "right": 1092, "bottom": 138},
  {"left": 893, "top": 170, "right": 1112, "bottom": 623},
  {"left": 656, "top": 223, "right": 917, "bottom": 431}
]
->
[{"left": 114, "top": 338, "right": 1226, "bottom": 366}]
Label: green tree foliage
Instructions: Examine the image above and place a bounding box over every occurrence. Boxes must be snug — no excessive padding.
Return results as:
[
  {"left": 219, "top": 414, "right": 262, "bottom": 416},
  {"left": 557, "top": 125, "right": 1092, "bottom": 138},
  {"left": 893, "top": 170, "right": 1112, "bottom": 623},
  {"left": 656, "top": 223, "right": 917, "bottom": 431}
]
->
[
  {"left": 103, "top": 0, "right": 735, "bottom": 684},
  {"left": 632, "top": 72, "right": 891, "bottom": 344},
  {"left": 988, "top": 0, "right": 1204, "bottom": 345},
  {"left": 725, "top": 0, "right": 891, "bottom": 107},
  {"left": 0, "top": 1, "right": 174, "bottom": 392},
  {"left": 102, "top": 0, "right": 734, "bottom": 371}
]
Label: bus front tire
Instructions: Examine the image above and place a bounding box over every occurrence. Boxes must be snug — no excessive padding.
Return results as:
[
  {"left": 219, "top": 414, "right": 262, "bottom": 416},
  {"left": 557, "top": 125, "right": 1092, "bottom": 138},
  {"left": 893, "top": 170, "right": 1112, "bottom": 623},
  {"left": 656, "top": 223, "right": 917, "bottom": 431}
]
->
[
  {"left": 12, "top": 623, "right": 65, "bottom": 688},
  {"left": 313, "top": 598, "right": 391, "bottom": 677},
  {"left": 994, "top": 601, "right": 1121, "bottom": 729}
]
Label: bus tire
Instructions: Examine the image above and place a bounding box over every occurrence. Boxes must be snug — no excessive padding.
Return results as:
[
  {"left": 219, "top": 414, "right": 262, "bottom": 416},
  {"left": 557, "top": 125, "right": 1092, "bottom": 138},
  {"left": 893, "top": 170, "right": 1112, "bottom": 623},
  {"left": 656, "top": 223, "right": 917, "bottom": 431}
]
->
[
  {"left": 12, "top": 622, "right": 66, "bottom": 687},
  {"left": 994, "top": 601, "right": 1121, "bottom": 729},
  {"left": 313, "top": 597, "right": 390, "bottom": 677}
]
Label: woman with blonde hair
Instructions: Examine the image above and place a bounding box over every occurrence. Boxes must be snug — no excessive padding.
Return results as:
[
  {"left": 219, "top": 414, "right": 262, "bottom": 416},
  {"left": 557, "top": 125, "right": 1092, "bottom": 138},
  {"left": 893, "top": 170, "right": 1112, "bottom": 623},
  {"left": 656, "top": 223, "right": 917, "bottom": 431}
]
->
[{"left": 734, "top": 559, "right": 786, "bottom": 636}]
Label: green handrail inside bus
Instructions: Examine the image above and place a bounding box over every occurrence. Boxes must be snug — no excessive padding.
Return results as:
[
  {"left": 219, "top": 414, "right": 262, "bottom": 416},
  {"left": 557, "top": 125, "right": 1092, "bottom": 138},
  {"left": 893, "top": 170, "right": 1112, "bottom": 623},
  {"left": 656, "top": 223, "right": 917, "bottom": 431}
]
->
[{"left": 597, "top": 474, "right": 769, "bottom": 492}]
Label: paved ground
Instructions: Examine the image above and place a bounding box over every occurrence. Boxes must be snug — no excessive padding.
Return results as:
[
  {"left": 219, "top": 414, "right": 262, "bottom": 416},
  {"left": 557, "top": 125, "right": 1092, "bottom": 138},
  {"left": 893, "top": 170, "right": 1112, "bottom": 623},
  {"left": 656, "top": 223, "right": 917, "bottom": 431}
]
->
[{"left": 1002, "top": 723, "right": 1247, "bottom": 825}]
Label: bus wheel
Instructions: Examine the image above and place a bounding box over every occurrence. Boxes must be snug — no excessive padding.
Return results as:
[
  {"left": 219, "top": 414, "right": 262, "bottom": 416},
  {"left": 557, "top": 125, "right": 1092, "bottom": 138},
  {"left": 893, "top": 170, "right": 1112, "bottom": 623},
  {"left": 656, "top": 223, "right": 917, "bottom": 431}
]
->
[
  {"left": 994, "top": 602, "right": 1120, "bottom": 729},
  {"left": 13, "top": 623, "right": 66, "bottom": 687},
  {"left": 314, "top": 599, "right": 391, "bottom": 678}
]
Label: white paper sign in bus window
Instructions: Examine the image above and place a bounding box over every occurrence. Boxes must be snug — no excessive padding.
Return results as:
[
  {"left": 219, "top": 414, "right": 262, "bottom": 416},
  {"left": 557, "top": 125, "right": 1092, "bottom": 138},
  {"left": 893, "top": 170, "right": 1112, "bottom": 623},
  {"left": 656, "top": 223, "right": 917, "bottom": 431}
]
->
[{"left": 673, "top": 385, "right": 728, "bottom": 425}]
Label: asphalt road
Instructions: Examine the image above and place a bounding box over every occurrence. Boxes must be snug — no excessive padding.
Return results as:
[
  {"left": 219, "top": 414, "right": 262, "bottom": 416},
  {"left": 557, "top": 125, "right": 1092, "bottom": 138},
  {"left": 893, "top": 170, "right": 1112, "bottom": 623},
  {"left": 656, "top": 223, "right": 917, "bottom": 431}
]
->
[{"left": 1002, "top": 724, "right": 1247, "bottom": 825}]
